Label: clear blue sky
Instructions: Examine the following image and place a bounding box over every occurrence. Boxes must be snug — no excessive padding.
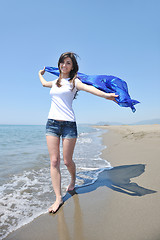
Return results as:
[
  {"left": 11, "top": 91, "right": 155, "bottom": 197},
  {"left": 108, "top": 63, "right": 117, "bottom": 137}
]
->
[{"left": 0, "top": 0, "right": 160, "bottom": 125}]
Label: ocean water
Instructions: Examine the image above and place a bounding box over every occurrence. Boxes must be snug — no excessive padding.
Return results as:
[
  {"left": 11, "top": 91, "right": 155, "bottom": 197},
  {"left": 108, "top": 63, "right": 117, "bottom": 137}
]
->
[{"left": 0, "top": 124, "right": 110, "bottom": 240}]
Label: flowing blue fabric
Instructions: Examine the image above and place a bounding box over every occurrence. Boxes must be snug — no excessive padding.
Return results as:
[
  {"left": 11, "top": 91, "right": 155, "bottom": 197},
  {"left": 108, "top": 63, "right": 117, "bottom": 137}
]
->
[{"left": 45, "top": 66, "right": 140, "bottom": 112}]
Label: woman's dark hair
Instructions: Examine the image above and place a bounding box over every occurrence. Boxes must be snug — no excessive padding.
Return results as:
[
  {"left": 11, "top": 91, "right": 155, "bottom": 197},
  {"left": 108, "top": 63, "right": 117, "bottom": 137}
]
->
[{"left": 56, "top": 52, "right": 79, "bottom": 89}]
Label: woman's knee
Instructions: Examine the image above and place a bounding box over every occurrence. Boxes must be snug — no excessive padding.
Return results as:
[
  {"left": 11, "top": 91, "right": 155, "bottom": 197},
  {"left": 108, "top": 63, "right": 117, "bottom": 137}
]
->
[
  {"left": 64, "top": 159, "right": 74, "bottom": 168},
  {"left": 50, "top": 157, "right": 60, "bottom": 168}
]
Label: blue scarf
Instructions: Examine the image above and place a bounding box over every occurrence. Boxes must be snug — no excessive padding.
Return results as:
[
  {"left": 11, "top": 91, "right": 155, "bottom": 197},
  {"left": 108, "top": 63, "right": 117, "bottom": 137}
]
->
[{"left": 45, "top": 66, "right": 140, "bottom": 112}]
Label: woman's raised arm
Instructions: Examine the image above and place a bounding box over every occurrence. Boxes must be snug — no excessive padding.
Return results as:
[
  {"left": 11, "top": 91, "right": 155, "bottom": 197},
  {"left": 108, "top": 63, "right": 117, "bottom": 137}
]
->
[
  {"left": 76, "top": 81, "right": 118, "bottom": 101},
  {"left": 39, "top": 67, "right": 53, "bottom": 88}
]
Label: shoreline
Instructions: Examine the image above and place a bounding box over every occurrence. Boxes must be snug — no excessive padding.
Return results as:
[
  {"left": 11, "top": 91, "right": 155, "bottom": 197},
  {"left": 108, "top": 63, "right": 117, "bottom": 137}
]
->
[{"left": 4, "top": 124, "right": 160, "bottom": 240}]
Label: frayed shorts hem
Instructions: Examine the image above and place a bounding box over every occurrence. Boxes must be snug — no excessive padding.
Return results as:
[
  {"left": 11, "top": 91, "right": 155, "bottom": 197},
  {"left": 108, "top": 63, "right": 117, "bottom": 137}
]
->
[{"left": 46, "top": 133, "right": 77, "bottom": 139}]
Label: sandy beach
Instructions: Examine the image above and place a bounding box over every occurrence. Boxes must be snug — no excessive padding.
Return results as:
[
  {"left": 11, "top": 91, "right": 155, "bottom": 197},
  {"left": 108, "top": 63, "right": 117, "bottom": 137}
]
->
[{"left": 4, "top": 124, "right": 160, "bottom": 240}]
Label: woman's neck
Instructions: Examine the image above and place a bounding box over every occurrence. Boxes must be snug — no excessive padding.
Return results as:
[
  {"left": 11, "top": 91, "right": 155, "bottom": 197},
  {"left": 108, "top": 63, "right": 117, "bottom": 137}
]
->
[{"left": 61, "top": 73, "right": 70, "bottom": 79}]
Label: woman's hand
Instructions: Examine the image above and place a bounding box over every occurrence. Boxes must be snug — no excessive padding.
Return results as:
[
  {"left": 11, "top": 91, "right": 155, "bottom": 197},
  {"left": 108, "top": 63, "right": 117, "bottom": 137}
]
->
[
  {"left": 39, "top": 67, "right": 45, "bottom": 76},
  {"left": 105, "top": 93, "right": 119, "bottom": 102}
]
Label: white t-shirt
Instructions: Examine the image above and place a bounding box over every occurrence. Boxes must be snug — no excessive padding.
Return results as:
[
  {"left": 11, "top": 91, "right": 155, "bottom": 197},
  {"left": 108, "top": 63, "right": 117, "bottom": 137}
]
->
[{"left": 48, "top": 78, "right": 81, "bottom": 122}]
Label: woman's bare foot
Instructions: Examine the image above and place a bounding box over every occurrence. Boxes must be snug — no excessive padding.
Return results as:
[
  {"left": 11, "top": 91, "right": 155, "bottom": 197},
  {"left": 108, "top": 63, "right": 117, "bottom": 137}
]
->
[
  {"left": 48, "top": 198, "right": 63, "bottom": 214},
  {"left": 66, "top": 179, "right": 75, "bottom": 192}
]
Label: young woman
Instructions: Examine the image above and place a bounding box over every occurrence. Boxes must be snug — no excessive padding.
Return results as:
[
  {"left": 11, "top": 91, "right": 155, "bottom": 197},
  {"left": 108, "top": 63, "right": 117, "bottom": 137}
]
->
[{"left": 38, "top": 52, "right": 118, "bottom": 213}]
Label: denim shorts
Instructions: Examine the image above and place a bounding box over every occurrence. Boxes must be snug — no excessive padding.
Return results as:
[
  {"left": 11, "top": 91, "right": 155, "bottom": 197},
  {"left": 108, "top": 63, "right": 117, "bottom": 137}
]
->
[{"left": 46, "top": 119, "right": 78, "bottom": 139}]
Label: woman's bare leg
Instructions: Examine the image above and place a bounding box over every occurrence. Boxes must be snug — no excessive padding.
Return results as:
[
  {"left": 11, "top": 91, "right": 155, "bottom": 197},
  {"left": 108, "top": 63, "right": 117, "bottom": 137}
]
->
[
  {"left": 46, "top": 136, "right": 63, "bottom": 212},
  {"left": 62, "top": 138, "right": 77, "bottom": 191}
]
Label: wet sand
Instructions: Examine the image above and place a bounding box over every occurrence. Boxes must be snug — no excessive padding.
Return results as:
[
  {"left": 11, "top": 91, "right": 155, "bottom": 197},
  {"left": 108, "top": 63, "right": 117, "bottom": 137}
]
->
[{"left": 4, "top": 125, "right": 160, "bottom": 240}]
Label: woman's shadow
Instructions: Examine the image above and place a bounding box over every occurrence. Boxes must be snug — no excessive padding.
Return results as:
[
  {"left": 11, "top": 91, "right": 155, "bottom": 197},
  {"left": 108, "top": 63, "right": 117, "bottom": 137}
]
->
[{"left": 63, "top": 164, "right": 157, "bottom": 202}]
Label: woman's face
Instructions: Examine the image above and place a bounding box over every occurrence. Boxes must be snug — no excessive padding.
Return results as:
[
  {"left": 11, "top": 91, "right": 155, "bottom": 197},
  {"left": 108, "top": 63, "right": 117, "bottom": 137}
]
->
[{"left": 59, "top": 57, "right": 73, "bottom": 77}]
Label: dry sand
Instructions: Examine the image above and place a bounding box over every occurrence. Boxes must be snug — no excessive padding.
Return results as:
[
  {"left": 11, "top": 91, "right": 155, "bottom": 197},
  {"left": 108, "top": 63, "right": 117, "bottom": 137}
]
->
[{"left": 4, "top": 125, "right": 160, "bottom": 240}]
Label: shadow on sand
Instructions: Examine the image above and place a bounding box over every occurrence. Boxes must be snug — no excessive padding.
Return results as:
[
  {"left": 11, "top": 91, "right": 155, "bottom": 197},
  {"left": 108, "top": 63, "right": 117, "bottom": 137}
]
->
[{"left": 63, "top": 164, "right": 157, "bottom": 202}]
